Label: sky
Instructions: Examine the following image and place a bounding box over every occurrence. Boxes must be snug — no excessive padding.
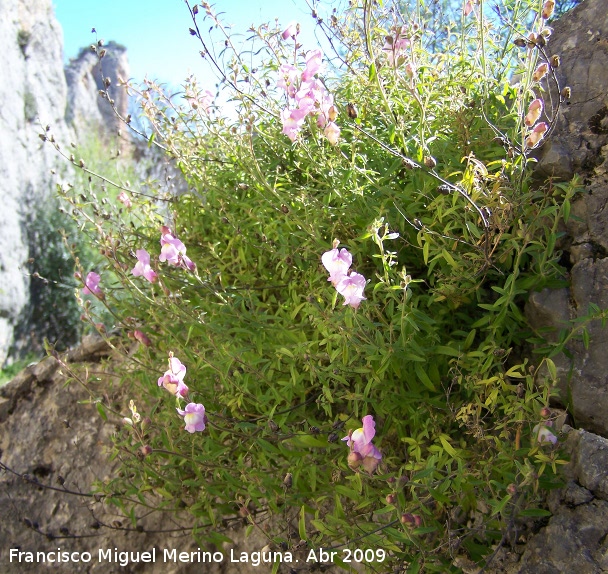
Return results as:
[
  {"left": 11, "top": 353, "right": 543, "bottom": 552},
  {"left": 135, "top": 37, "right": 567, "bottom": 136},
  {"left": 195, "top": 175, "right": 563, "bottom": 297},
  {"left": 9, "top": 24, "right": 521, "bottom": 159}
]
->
[{"left": 52, "top": 0, "right": 332, "bottom": 90}]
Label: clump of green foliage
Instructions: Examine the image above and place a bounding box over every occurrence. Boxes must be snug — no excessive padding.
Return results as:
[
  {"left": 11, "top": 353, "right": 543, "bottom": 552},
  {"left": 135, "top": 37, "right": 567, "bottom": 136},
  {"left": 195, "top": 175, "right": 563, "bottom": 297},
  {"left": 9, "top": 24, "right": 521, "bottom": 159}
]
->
[{"left": 49, "top": 0, "right": 582, "bottom": 570}]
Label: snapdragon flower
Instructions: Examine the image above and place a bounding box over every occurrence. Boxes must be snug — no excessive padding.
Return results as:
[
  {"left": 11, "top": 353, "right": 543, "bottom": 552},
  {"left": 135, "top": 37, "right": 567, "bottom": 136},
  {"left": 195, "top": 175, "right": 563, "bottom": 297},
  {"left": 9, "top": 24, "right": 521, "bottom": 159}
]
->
[
  {"left": 525, "top": 122, "right": 548, "bottom": 148},
  {"left": 524, "top": 98, "right": 544, "bottom": 127},
  {"left": 336, "top": 272, "right": 367, "bottom": 309},
  {"left": 159, "top": 226, "right": 196, "bottom": 271},
  {"left": 281, "top": 21, "right": 299, "bottom": 41},
  {"left": 82, "top": 272, "right": 102, "bottom": 296},
  {"left": 533, "top": 63, "right": 549, "bottom": 82},
  {"left": 131, "top": 249, "right": 158, "bottom": 283},
  {"left": 177, "top": 403, "right": 207, "bottom": 433},
  {"left": 277, "top": 64, "right": 299, "bottom": 98},
  {"left": 321, "top": 247, "right": 352, "bottom": 286},
  {"left": 117, "top": 191, "right": 132, "bottom": 207},
  {"left": 382, "top": 35, "right": 410, "bottom": 67},
  {"left": 342, "top": 415, "right": 382, "bottom": 473},
  {"left": 302, "top": 49, "right": 323, "bottom": 82},
  {"left": 158, "top": 355, "right": 189, "bottom": 398},
  {"left": 533, "top": 421, "right": 558, "bottom": 445}
]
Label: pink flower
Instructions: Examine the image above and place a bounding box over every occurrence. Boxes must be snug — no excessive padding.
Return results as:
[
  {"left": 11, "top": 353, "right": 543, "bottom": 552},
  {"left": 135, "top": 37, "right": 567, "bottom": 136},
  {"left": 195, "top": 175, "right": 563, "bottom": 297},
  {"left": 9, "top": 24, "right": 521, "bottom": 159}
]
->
[
  {"left": 336, "top": 272, "right": 367, "bottom": 309},
  {"left": 382, "top": 36, "right": 410, "bottom": 66},
  {"left": 525, "top": 122, "right": 548, "bottom": 149},
  {"left": 185, "top": 87, "right": 213, "bottom": 112},
  {"left": 321, "top": 247, "right": 352, "bottom": 286},
  {"left": 301, "top": 49, "right": 323, "bottom": 82},
  {"left": 281, "top": 106, "right": 310, "bottom": 142},
  {"left": 533, "top": 421, "right": 558, "bottom": 445},
  {"left": 277, "top": 64, "right": 300, "bottom": 98},
  {"left": 464, "top": 0, "right": 476, "bottom": 16},
  {"left": 524, "top": 98, "right": 544, "bottom": 127},
  {"left": 117, "top": 191, "right": 132, "bottom": 207},
  {"left": 158, "top": 355, "right": 189, "bottom": 398},
  {"left": 177, "top": 403, "right": 207, "bottom": 433},
  {"left": 159, "top": 226, "right": 196, "bottom": 271},
  {"left": 82, "top": 272, "right": 102, "bottom": 296},
  {"left": 532, "top": 62, "right": 549, "bottom": 82},
  {"left": 342, "top": 415, "right": 382, "bottom": 473},
  {"left": 131, "top": 249, "right": 158, "bottom": 283},
  {"left": 281, "top": 21, "right": 299, "bottom": 40},
  {"left": 324, "top": 122, "right": 341, "bottom": 146}
]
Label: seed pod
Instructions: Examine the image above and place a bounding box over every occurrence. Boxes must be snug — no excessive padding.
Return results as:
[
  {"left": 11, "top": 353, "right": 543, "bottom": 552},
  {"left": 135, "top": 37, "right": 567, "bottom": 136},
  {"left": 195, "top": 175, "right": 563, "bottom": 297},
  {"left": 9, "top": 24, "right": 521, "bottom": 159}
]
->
[
  {"left": 514, "top": 38, "right": 527, "bottom": 48},
  {"left": 424, "top": 155, "right": 437, "bottom": 168},
  {"left": 561, "top": 86, "right": 571, "bottom": 99},
  {"left": 550, "top": 55, "right": 560, "bottom": 68},
  {"left": 346, "top": 102, "right": 358, "bottom": 119},
  {"left": 283, "top": 473, "right": 293, "bottom": 488}
]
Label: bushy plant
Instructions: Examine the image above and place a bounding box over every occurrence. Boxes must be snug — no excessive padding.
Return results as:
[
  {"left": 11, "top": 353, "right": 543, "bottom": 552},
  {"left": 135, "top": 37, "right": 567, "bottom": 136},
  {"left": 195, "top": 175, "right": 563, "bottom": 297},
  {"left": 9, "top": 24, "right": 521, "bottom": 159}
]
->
[{"left": 45, "top": 0, "right": 582, "bottom": 570}]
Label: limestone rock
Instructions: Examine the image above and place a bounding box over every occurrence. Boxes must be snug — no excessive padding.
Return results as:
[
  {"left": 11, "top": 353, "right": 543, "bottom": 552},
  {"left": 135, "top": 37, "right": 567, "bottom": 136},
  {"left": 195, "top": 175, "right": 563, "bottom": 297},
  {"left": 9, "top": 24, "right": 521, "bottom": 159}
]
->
[
  {"left": 0, "top": 0, "right": 73, "bottom": 365},
  {"left": 536, "top": 0, "right": 608, "bottom": 180},
  {"left": 65, "top": 41, "right": 130, "bottom": 141}
]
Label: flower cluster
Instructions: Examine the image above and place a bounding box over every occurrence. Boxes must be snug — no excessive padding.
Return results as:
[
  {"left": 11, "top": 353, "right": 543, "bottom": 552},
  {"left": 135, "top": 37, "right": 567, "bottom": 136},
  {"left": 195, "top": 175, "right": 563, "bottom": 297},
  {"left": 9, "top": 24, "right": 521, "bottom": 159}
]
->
[
  {"left": 278, "top": 29, "right": 340, "bottom": 145},
  {"left": 158, "top": 353, "right": 207, "bottom": 433},
  {"left": 158, "top": 354, "right": 189, "bottom": 398},
  {"left": 342, "top": 415, "right": 382, "bottom": 473},
  {"left": 322, "top": 241, "right": 366, "bottom": 309},
  {"left": 382, "top": 26, "right": 412, "bottom": 70},
  {"left": 524, "top": 94, "right": 548, "bottom": 149}
]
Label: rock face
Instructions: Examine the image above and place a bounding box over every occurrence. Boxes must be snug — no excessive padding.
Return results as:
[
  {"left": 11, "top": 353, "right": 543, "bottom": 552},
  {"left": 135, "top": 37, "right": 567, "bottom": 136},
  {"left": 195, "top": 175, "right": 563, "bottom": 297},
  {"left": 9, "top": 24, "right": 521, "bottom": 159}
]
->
[
  {"left": 527, "top": 0, "right": 608, "bottom": 438},
  {"left": 65, "top": 41, "right": 130, "bottom": 141},
  {"left": 0, "top": 0, "right": 72, "bottom": 366},
  {"left": 0, "top": 0, "right": 130, "bottom": 367}
]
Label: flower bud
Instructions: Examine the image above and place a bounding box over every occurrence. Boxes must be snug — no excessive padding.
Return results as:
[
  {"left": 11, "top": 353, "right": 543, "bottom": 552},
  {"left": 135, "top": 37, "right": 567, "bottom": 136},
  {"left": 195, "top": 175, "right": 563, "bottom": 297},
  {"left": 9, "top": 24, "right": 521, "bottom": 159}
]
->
[
  {"left": 347, "top": 451, "right": 363, "bottom": 470},
  {"left": 507, "top": 483, "right": 518, "bottom": 496},
  {"left": 540, "top": 406, "right": 551, "bottom": 418},
  {"left": 283, "top": 473, "right": 293, "bottom": 488},
  {"left": 346, "top": 103, "right": 358, "bottom": 119},
  {"left": 542, "top": 1, "right": 555, "bottom": 20},
  {"left": 140, "top": 445, "right": 152, "bottom": 456},
  {"left": 561, "top": 86, "right": 571, "bottom": 99},
  {"left": 400, "top": 513, "right": 415, "bottom": 525},
  {"left": 514, "top": 38, "right": 527, "bottom": 48},
  {"left": 386, "top": 493, "right": 397, "bottom": 505},
  {"left": 550, "top": 54, "right": 560, "bottom": 68}
]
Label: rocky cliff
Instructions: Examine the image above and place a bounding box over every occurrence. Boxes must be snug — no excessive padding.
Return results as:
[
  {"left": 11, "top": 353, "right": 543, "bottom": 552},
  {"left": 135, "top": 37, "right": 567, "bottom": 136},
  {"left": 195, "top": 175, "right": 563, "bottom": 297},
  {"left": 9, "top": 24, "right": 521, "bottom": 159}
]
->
[{"left": 0, "top": 0, "right": 130, "bottom": 367}]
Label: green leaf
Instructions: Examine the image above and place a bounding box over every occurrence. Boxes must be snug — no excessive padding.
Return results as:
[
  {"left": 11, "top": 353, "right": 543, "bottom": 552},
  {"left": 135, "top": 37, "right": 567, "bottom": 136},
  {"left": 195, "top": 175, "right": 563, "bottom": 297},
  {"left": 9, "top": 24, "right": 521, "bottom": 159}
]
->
[
  {"left": 368, "top": 62, "right": 377, "bottom": 81},
  {"left": 299, "top": 505, "right": 307, "bottom": 540},
  {"left": 96, "top": 402, "right": 107, "bottom": 421},
  {"left": 519, "top": 508, "right": 552, "bottom": 517},
  {"left": 415, "top": 363, "right": 436, "bottom": 390}
]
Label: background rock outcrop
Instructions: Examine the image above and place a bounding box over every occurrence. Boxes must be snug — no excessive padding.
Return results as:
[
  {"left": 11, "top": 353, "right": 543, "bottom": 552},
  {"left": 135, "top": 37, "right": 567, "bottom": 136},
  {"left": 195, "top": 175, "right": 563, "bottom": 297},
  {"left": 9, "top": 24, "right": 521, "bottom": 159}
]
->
[
  {"left": 0, "top": 0, "right": 72, "bottom": 366},
  {"left": 0, "top": 0, "right": 130, "bottom": 367}
]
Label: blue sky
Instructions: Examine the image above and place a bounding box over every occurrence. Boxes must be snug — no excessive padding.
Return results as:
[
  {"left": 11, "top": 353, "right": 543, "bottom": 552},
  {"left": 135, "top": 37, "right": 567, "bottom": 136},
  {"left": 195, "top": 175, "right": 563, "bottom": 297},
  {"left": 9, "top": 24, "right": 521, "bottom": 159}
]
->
[{"left": 52, "top": 0, "right": 331, "bottom": 89}]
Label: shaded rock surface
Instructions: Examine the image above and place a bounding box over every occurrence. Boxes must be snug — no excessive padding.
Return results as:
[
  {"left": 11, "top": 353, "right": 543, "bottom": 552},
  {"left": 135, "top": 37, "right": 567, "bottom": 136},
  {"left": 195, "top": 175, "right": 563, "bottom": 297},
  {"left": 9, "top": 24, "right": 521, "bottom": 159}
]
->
[
  {"left": 0, "top": 337, "right": 286, "bottom": 574},
  {"left": 526, "top": 0, "right": 608, "bottom": 437}
]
